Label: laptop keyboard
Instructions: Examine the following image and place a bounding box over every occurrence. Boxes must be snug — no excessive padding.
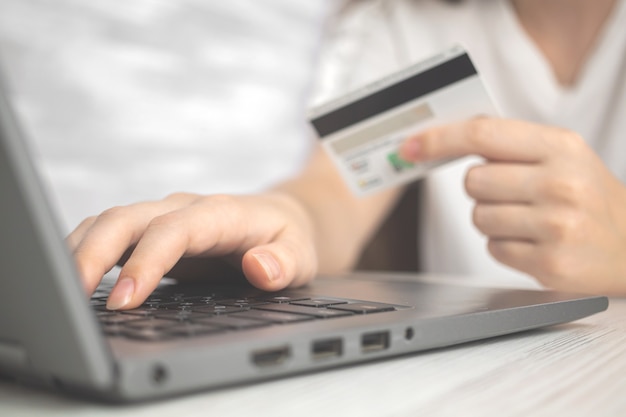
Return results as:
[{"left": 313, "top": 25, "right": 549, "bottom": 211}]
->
[{"left": 91, "top": 283, "right": 399, "bottom": 342}]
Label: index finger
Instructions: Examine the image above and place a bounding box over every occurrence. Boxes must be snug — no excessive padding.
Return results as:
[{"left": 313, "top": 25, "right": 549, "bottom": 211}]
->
[
  {"left": 400, "top": 117, "right": 553, "bottom": 163},
  {"left": 70, "top": 194, "right": 197, "bottom": 294}
]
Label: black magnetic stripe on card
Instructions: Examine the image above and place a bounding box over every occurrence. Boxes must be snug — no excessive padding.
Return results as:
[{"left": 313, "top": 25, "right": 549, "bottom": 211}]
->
[{"left": 311, "top": 53, "right": 477, "bottom": 138}]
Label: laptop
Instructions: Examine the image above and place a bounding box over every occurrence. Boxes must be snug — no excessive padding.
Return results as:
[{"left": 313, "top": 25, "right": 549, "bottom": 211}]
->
[{"left": 0, "top": 74, "right": 608, "bottom": 403}]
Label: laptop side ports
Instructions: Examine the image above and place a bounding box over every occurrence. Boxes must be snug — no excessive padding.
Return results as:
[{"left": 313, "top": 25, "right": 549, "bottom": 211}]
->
[
  {"left": 311, "top": 338, "right": 343, "bottom": 361},
  {"left": 251, "top": 345, "right": 291, "bottom": 367},
  {"left": 361, "top": 331, "right": 390, "bottom": 353}
]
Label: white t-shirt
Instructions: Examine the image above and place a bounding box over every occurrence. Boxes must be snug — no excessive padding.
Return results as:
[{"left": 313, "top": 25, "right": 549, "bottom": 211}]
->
[{"left": 311, "top": 0, "right": 626, "bottom": 285}]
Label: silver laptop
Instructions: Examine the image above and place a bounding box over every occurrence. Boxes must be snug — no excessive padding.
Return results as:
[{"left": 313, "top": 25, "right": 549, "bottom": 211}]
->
[{"left": 0, "top": 75, "right": 608, "bottom": 402}]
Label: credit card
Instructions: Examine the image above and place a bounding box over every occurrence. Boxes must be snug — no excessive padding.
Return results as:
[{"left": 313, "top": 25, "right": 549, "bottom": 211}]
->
[{"left": 308, "top": 45, "right": 498, "bottom": 196}]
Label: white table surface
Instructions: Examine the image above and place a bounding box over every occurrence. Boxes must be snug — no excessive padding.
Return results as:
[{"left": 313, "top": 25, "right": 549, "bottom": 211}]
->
[{"left": 1, "top": 285, "right": 625, "bottom": 417}]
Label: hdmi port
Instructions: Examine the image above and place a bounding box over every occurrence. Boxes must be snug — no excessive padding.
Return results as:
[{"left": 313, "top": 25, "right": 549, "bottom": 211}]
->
[
  {"left": 251, "top": 346, "right": 291, "bottom": 367},
  {"left": 361, "top": 331, "right": 390, "bottom": 353}
]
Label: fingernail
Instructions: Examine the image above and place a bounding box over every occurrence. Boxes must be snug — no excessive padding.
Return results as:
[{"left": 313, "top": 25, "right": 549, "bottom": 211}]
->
[
  {"left": 253, "top": 253, "right": 281, "bottom": 282},
  {"left": 400, "top": 138, "right": 421, "bottom": 161},
  {"left": 107, "top": 277, "right": 135, "bottom": 310}
]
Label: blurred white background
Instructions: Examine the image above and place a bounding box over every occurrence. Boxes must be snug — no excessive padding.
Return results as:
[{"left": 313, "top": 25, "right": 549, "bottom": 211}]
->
[{"left": 0, "top": 0, "right": 334, "bottom": 232}]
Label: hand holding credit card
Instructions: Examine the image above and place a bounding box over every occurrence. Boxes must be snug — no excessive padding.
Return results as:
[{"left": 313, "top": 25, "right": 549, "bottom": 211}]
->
[{"left": 308, "top": 45, "right": 498, "bottom": 196}]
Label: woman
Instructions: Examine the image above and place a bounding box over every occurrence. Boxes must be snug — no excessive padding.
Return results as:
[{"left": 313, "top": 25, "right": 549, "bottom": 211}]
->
[{"left": 69, "top": 0, "right": 626, "bottom": 310}]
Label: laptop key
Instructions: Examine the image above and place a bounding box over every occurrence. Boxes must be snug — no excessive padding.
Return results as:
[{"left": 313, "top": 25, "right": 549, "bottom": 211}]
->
[
  {"left": 92, "top": 304, "right": 114, "bottom": 312},
  {"left": 260, "top": 296, "right": 310, "bottom": 304},
  {"left": 229, "top": 310, "right": 315, "bottom": 324},
  {"left": 193, "top": 316, "right": 271, "bottom": 330},
  {"left": 119, "top": 307, "right": 161, "bottom": 316},
  {"left": 121, "top": 328, "right": 174, "bottom": 341},
  {"left": 193, "top": 305, "right": 248, "bottom": 315},
  {"left": 254, "top": 303, "right": 354, "bottom": 318},
  {"left": 123, "top": 318, "right": 179, "bottom": 330},
  {"left": 153, "top": 311, "right": 212, "bottom": 321},
  {"left": 95, "top": 310, "right": 116, "bottom": 317},
  {"left": 329, "top": 302, "right": 397, "bottom": 314},
  {"left": 215, "top": 298, "right": 269, "bottom": 307},
  {"left": 163, "top": 323, "right": 225, "bottom": 337},
  {"left": 292, "top": 299, "right": 349, "bottom": 308}
]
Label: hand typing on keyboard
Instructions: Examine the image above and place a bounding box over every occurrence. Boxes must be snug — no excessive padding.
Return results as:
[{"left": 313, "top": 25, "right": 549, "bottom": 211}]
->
[
  {"left": 67, "top": 191, "right": 320, "bottom": 310},
  {"left": 66, "top": 147, "right": 399, "bottom": 311}
]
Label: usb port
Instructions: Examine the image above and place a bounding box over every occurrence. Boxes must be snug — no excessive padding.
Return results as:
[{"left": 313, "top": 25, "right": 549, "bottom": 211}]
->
[
  {"left": 251, "top": 346, "right": 291, "bottom": 367},
  {"left": 312, "top": 338, "right": 343, "bottom": 360},
  {"left": 361, "top": 331, "right": 390, "bottom": 353}
]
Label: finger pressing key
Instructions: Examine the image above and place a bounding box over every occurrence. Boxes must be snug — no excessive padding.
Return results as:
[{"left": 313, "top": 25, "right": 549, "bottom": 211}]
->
[{"left": 71, "top": 196, "right": 196, "bottom": 296}]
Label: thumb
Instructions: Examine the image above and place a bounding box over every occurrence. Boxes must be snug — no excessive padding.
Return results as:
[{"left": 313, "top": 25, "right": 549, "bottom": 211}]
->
[{"left": 241, "top": 238, "right": 318, "bottom": 291}]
